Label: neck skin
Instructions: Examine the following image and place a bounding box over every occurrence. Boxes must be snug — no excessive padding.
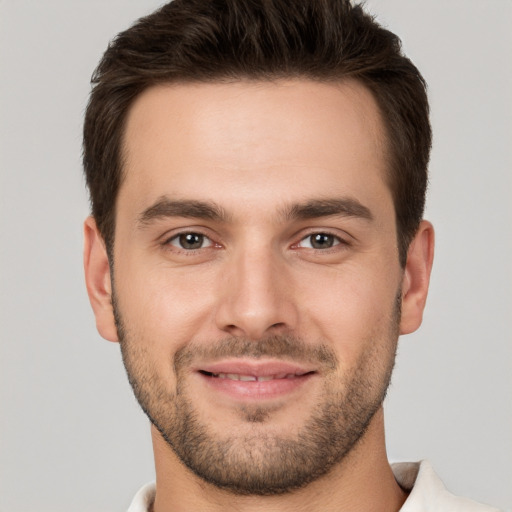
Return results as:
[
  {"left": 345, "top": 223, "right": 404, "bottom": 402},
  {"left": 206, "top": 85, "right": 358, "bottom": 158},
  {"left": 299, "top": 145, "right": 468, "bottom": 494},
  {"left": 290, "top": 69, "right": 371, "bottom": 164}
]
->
[{"left": 150, "top": 407, "right": 408, "bottom": 512}]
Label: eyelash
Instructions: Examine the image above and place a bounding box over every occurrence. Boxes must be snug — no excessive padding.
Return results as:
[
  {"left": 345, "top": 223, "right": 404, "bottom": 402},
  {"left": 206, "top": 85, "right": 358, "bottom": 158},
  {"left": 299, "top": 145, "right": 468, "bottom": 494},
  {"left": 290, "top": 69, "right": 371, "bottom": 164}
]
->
[
  {"left": 164, "top": 231, "right": 216, "bottom": 251},
  {"left": 162, "top": 230, "right": 349, "bottom": 253},
  {"left": 293, "top": 231, "right": 350, "bottom": 253}
]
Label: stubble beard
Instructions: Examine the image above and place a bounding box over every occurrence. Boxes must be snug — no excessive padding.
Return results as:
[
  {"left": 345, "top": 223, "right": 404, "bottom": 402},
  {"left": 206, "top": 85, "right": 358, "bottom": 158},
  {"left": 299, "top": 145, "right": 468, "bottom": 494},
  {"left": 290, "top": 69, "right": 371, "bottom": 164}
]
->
[{"left": 114, "top": 294, "right": 400, "bottom": 496}]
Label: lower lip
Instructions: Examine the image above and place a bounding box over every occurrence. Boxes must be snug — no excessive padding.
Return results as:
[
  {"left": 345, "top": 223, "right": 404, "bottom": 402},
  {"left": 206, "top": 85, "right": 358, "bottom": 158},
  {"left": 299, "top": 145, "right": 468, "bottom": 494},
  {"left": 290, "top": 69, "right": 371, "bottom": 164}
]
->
[{"left": 197, "top": 372, "right": 315, "bottom": 401}]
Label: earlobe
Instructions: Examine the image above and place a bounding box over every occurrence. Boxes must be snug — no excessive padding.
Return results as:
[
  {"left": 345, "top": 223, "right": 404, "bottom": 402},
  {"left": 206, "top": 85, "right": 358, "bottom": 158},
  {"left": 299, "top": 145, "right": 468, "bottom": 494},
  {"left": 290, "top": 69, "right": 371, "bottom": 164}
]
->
[
  {"left": 399, "top": 220, "right": 435, "bottom": 335},
  {"left": 83, "top": 217, "right": 119, "bottom": 342}
]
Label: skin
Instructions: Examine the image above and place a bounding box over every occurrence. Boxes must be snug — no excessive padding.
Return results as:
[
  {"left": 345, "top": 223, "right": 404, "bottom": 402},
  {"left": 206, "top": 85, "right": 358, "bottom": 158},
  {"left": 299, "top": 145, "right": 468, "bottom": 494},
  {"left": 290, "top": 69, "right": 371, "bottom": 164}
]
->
[{"left": 84, "top": 79, "right": 434, "bottom": 511}]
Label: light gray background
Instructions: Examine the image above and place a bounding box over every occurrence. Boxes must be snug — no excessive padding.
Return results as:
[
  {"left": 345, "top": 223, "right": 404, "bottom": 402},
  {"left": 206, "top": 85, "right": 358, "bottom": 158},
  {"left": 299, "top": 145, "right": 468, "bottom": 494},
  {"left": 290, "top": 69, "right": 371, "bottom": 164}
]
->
[{"left": 0, "top": 1, "right": 510, "bottom": 511}]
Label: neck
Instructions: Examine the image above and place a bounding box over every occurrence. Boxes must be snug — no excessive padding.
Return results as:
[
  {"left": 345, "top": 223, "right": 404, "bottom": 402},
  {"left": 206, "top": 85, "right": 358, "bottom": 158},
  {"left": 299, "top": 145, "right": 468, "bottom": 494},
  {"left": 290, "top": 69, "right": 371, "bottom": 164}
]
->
[{"left": 150, "top": 408, "right": 408, "bottom": 512}]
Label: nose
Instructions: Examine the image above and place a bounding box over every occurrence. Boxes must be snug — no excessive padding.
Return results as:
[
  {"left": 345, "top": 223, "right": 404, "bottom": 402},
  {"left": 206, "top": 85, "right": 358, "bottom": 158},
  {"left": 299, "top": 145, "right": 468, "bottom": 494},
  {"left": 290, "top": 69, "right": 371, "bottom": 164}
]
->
[{"left": 214, "top": 244, "right": 298, "bottom": 340}]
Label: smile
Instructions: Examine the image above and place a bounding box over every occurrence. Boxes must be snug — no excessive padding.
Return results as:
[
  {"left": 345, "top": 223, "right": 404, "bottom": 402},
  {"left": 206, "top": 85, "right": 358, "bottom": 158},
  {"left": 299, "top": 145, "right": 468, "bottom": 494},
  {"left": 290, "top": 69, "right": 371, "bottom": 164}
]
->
[
  {"left": 199, "top": 371, "right": 311, "bottom": 382},
  {"left": 196, "top": 364, "right": 317, "bottom": 401}
]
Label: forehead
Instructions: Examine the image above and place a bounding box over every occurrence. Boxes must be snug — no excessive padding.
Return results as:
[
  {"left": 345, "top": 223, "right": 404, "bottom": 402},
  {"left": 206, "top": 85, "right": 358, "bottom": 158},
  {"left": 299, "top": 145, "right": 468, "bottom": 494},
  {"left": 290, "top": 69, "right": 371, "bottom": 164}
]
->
[{"left": 120, "top": 79, "right": 390, "bottom": 217}]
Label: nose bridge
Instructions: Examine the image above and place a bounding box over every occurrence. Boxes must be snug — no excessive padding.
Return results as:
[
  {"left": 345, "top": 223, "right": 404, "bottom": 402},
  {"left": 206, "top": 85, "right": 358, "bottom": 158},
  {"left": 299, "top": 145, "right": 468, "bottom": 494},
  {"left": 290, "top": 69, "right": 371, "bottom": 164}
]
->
[{"left": 215, "top": 237, "right": 296, "bottom": 339}]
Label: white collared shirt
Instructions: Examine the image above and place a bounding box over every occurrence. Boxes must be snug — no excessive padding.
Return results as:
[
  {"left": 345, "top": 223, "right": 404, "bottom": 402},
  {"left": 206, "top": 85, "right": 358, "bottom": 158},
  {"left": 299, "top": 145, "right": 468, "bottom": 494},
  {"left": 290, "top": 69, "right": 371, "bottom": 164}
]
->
[{"left": 127, "top": 460, "right": 501, "bottom": 511}]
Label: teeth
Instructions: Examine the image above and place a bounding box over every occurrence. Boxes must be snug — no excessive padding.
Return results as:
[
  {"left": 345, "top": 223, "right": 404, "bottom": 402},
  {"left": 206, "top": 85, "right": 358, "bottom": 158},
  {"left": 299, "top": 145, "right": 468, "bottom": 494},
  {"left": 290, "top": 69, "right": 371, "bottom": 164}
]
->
[
  {"left": 239, "top": 375, "right": 257, "bottom": 381},
  {"left": 210, "top": 372, "right": 301, "bottom": 381}
]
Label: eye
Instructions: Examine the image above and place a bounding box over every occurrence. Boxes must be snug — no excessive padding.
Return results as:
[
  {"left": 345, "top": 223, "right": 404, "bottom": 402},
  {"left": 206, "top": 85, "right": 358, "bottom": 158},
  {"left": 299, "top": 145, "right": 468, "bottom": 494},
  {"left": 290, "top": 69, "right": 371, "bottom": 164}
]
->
[
  {"left": 298, "top": 233, "right": 342, "bottom": 249},
  {"left": 168, "top": 232, "right": 213, "bottom": 250}
]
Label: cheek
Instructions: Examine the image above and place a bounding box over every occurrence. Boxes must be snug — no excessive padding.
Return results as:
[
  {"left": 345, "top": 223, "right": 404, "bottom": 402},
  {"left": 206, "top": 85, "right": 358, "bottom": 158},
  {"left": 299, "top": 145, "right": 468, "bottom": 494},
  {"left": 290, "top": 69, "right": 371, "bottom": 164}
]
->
[
  {"left": 114, "top": 267, "right": 216, "bottom": 393},
  {"left": 115, "top": 258, "right": 219, "bottom": 342},
  {"left": 297, "top": 263, "right": 400, "bottom": 356}
]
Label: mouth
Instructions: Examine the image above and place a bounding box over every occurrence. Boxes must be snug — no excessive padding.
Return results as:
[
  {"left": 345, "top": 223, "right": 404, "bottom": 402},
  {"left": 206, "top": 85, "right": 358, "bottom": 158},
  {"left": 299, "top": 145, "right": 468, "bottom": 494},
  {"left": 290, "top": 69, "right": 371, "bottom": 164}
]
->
[
  {"left": 198, "top": 370, "right": 314, "bottom": 382},
  {"left": 195, "top": 361, "right": 317, "bottom": 400}
]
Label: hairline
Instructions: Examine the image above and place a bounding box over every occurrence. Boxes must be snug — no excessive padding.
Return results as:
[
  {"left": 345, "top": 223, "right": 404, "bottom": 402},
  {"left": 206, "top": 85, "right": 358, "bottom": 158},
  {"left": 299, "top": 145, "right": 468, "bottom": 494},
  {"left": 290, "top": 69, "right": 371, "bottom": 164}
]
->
[{"left": 108, "top": 75, "right": 400, "bottom": 260}]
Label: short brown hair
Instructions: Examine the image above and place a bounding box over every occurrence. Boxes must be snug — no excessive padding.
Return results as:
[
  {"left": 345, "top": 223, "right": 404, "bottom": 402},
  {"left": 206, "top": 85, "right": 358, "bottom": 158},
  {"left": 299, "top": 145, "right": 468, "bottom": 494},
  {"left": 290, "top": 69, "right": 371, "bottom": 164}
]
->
[{"left": 83, "top": 0, "right": 431, "bottom": 266}]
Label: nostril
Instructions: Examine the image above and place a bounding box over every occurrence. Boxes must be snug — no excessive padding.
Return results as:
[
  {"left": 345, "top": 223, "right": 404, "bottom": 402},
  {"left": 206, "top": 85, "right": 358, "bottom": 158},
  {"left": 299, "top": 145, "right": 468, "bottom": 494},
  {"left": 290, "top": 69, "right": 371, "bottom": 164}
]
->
[{"left": 269, "top": 322, "right": 286, "bottom": 330}]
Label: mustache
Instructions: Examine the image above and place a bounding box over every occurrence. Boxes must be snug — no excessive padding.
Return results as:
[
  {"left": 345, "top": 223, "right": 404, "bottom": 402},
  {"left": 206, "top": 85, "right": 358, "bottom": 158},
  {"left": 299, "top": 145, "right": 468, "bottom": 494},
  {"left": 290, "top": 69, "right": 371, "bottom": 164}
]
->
[{"left": 173, "top": 335, "right": 338, "bottom": 372}]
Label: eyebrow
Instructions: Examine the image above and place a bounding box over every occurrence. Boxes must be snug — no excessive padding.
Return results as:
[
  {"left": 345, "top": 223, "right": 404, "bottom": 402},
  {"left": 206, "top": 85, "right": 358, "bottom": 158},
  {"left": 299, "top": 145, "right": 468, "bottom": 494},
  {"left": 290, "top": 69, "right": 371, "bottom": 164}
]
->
[
  {"left": 137, "top": 195, "right": 373, "bottom": 228},
  {"left": 283, "top": 198, "right": 373, "bottom": 222},
  {"left": 137, "top": 197, "right": 229, "bottom": 226}
]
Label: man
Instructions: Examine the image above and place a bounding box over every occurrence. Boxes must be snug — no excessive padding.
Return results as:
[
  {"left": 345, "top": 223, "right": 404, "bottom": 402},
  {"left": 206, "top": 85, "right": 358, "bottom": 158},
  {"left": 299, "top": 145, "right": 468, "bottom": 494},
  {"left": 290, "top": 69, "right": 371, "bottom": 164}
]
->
[{"left": 82, "top": 1, "right": 499, "bottom": 511}]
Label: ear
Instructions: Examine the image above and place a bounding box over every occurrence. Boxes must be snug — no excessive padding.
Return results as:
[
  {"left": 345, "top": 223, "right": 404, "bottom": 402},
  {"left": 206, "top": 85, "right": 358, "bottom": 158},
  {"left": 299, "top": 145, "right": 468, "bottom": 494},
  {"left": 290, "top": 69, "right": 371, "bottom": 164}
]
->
[
  {"left": 400, "top": 220, "right": 435, "bottom": 335},
  {"left": 83, "top": 216, "right": 119, "bottom": 342}
]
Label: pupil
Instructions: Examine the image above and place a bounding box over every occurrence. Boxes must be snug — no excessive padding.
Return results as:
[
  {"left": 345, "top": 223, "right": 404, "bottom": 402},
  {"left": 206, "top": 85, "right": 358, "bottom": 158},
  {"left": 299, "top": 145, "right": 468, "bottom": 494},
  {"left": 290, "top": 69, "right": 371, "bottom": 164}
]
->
[
  {"left": 311, "top": 233, "right": 333, "bottom": 249},
  {"left": 180, "top": 233, "right": 203, "bottom": 249}
]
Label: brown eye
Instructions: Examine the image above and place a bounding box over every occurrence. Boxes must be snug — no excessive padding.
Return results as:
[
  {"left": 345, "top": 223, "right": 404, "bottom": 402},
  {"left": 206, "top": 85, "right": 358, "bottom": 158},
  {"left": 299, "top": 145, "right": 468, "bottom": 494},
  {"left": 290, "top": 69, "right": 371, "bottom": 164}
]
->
[
  {"left": 298, "top": 233, "right": 341, "bottom": 249},
  {"left": 169, "top": 232, "right": 212, "bottom": 250},
  {"left": 310, "top": 233, "right": 335, "bottom": 249}
]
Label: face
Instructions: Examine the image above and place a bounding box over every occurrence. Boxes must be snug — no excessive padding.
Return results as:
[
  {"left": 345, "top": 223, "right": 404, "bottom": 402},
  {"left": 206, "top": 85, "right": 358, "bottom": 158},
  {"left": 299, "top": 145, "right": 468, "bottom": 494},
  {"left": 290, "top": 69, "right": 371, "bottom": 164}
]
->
[{"left": 85, "top": 80, "right": 432, "bottom": 495}]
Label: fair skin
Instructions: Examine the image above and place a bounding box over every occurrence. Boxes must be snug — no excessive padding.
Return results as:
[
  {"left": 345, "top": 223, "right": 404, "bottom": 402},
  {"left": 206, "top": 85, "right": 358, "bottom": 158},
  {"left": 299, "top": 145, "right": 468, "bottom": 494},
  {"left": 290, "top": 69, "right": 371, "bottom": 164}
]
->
[{"left": 84, "top": 80, "right": 434, "bottom": 512}]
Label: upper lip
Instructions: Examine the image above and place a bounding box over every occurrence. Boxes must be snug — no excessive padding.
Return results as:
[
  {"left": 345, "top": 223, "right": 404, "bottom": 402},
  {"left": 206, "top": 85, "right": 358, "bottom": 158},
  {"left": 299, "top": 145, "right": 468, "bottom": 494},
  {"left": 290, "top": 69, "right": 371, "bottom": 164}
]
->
[{"left": 194, "top": 359, "right": 316, "bottom": 378}]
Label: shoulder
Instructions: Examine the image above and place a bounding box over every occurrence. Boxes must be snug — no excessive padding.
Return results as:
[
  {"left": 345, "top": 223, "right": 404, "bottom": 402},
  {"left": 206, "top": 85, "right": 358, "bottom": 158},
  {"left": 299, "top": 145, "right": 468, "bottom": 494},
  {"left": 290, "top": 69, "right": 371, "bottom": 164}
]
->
[
  {"left": 392, "top": 460, "right": 502, "bottom": 512},
  {"left": 127, "top": 481, "right": 156, "bottom": 512}
]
